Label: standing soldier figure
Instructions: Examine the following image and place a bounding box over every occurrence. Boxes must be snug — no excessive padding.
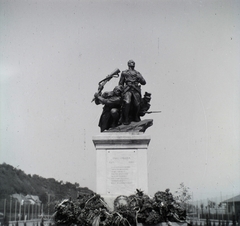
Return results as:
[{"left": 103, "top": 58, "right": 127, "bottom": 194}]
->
[{"left": 119, "top": 60, "right": 146, "bottom": 125}]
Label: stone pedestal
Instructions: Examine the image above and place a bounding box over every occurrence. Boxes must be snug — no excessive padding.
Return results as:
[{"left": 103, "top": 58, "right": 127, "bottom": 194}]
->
[{"left": 92, "top": 132, "right": 151, "bottom": 209}]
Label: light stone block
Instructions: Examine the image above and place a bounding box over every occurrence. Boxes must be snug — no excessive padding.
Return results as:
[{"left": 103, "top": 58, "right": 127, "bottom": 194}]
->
[{"left": 93, "top": 132, "right": 151, "bottom": 209}]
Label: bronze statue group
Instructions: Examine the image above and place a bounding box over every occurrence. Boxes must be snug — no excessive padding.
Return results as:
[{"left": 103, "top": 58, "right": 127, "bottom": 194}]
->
[{"left": 94, "top": 60, "right": 151, "bottom": 132}]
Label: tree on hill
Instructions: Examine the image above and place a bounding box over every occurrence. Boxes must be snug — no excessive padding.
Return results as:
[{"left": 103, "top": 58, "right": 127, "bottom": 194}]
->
[{"left": 0, "top": 163, "right": 93, "bottom": 202}]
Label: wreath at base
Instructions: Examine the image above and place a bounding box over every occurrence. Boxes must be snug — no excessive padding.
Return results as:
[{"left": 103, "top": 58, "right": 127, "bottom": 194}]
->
[{"left": 54, "top": 189, "right": 191, "bottom": 226}]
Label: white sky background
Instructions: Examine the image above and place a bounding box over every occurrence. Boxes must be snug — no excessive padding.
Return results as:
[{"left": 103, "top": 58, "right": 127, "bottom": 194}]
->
[{"left": 0, "top": 0, "right": 239, "bottom": 201}]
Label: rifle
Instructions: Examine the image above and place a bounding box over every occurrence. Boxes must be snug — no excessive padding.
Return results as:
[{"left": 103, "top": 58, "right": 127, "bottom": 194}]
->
[
  {"left": 144, "top": 111, "right": 161, "bottom": 114},
  {"left": 91, "top": 68, "right": 120, "bottom": 102}
]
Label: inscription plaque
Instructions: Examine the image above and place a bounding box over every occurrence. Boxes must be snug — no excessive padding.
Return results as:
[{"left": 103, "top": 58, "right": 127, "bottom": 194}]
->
[{"left": 107, "top": 150, "right": 137, "bottom": 194}]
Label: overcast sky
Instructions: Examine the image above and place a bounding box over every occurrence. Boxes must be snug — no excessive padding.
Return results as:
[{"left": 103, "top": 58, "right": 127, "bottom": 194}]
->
[{"left": 0, "top": 0, "right": 239, "bottom": 201}]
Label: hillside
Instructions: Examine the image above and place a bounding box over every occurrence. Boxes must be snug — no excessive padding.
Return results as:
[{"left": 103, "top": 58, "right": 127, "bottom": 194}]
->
[{"left": 0, "top": 163, "right": 93, "bottom": 203}]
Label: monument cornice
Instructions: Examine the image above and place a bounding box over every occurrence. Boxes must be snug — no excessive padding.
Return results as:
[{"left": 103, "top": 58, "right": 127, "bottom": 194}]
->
[{"left": 92, "top": 132, "right": 151, "bottom": 149}]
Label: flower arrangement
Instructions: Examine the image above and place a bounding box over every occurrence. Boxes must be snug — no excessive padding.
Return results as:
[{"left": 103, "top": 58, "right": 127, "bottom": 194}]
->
[{"left": 54, "top": 188, "right": 190, "bottom": 226}]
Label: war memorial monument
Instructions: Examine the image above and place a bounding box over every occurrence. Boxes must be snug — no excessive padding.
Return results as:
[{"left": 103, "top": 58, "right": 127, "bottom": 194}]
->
[
  {"left": 92, "top": 60, "right": 153, "bottom": 205},
  {"left": 54, "top": 60, "right": 189, "bottom": 226}
]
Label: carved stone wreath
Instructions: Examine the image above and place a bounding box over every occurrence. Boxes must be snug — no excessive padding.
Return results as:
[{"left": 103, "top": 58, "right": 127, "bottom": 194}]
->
[{"left": 113, "top": 195, "right": 129, "bottom": 209}]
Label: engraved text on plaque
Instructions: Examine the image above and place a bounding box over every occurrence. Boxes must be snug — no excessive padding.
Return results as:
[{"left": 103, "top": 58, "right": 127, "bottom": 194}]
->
[{"left": 107, "top": 150, "right": 137, "bottom": 194}]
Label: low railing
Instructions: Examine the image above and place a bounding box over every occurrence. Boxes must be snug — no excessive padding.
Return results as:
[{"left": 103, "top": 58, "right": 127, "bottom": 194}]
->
[{"left": 7, "top": 219, "right": 54, "bottom": 226}]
